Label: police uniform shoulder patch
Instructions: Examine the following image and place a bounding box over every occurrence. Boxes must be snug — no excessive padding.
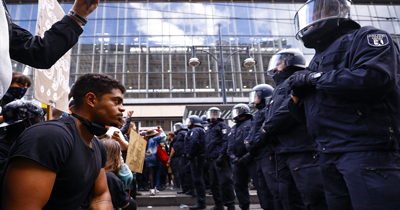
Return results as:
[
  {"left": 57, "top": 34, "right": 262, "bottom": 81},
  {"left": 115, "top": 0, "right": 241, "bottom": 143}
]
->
[
  {"left": 367, "top": 34, "right": 389, "bottom": 47},
  {"left": 222, "top": 129, "right": 227, "bottom": 134}
]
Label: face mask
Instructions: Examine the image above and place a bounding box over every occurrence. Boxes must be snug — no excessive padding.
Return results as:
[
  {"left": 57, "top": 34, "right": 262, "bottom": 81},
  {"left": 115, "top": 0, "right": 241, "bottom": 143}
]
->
[
  {"left": 210, "top": 119, "right": 218, "bottom": 124},
  {"left": 255, "top": 101, "right": 265, "bottom": 109},
  {"left": 71, "top": 113, "right": 107, "bottom": 136},
  {"left": 6, "top": 87, "right": 27, "bottom": 99}
]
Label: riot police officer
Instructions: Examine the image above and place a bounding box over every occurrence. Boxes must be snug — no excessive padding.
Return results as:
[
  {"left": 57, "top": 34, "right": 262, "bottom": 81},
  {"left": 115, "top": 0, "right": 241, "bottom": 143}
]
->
[
  {"left": 186, "top": 115, "right": 207, "bottom": 210},
  {"left": 171, "top": 123, "right": 190, "bottom": 195},
  {"left": 205, "top": 107, "right": 235, "bottom": 210},
  {"left": 228, "top": 104, "right": 268, "bottom": 210},
  {"left": 169, "top": 123, "right": 184, "bottom": 190},
  {"left": 264, "top": 49, "right": 327, "bottom": 210},
  {"left": 244, "top": 84, "right": 278, "bottom": 210},
  {"left": 201, "top": 115, "right": 209, "bottom": 131},
  {"left": 288, "top": 0, "right": 400, "bottom": 209}
]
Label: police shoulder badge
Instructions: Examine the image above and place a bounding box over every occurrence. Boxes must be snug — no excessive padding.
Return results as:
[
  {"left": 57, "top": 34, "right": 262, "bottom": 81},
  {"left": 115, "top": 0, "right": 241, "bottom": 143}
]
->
[
  {"left": 367, "top": 34, "right": 389, "bottom": 47},
  {"left": 222, "top": 129, "right": 227, "bottom": 134}
]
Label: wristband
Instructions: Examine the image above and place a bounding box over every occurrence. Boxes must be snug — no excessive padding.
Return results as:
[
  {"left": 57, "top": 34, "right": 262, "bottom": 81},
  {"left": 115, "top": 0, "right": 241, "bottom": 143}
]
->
[{"left": 68, "top": 9, "right": 88, "bottom": 26}]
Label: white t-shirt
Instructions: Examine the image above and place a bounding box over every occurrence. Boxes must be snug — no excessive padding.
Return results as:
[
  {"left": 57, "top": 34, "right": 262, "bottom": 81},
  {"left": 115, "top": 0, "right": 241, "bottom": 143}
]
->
[{"left": 0, "top": 1, "right": 12, "bottom": 100}]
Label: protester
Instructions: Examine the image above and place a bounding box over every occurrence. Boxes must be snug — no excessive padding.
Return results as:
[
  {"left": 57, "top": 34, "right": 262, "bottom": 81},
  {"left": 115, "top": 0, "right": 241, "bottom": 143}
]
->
[
  {"left": 0, "top": 0, "right": 99, "bottom": 101},
  {"left": 244, "top": 84, "right": 276, "bottom": 210},
  {"left": 0, "top": 73, "right": 125, "bottom": 209},
  {"left": 205, "top": 107, "right": 235, "bottom": 210},
  {"left": 102, "top": 139, "right": 137, "bottom": 210},
  {"left": 288, "top": 0, "right": 400, "bottom": 209},
  {"left": 145, "top": 128, "right": 166, "bottom": 195},
  {"left": 264, "top": 49, "right": 327, "bottom": 209},
  {"left": 0, "top": 72, "right": 31, "bottom": 110},
  {"left": 0, "top": 100, "right": 44, "bottom": 163}
]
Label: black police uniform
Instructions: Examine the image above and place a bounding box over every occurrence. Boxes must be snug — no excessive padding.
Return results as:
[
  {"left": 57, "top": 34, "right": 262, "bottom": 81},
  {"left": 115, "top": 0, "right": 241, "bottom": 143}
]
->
[
  {"left": 265, "top": 70, "right": 327, "bottom": 210},
  {"left": 172, "top": 128, "right": 188, "bottom": 192},
  {"left": 201, "top": 121, "right": 211, "bottom": 191},
  {"left": 228, "top": 118, "right": 267, "bottom": 210},
  {"left": 245, "top": 103, "right": 279, "bottom": 210},
  {"left": 289, "top": 20, "right": 400, "bottom": 209},
  {"left": 205, "top": 120, "right": 235, "bottom": 209},
  {"left": 186, "top": 126, "right": 207, "bottom": 205}
]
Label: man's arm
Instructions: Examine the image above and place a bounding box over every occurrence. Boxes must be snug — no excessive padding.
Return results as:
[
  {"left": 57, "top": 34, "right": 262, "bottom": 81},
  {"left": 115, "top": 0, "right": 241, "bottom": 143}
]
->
[
  {"left": 89, "top": 168, "right": 113, "bottom": 210},
  {"left": 2, "top": 157, "right": 57, "bottom": 210}
]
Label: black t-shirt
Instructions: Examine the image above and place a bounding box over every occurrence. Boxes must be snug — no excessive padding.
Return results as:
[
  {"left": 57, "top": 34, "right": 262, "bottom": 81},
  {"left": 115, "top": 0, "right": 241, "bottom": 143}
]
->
[
  {"left": 106, "top": 172, "right": 131, "bottom": 209},
  {"left": 0, "top": 116, "right": 107, "bottom": 210},
  {"left": 0, "top": 140, "right": 12, "bottom": 163}
]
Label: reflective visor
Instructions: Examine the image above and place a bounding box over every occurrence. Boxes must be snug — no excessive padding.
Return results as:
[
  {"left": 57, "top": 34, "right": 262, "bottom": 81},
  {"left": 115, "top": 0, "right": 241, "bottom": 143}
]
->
[
  {"left": 206, "top": 110, "right": 221, "bottom": 119},
  {"left": 185, "top": 118, "right": 191, "bottom": 127},
  {"left": 231, "top": 108, "right": 240, "bottom": 120},
  {"left": 294, "top": 0, "right": 350, "bottom": 39},
  {"left": 267, "top": 54, "right": 288, "bottom": 76}
]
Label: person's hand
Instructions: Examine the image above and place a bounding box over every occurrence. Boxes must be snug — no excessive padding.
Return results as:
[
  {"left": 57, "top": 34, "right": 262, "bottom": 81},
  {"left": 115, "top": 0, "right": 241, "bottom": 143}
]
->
[
  {"left": 127, "top": 110, "right": 134, "bottom": 118},
  {"left": 148, "top": 153, "right": 152, "bottom": 156},
  {"left": 167, "top": 158, "right": 171, "bottom": 165},
  {"left": 260, "top": 130, "right": 270, "bottom": 143},
  {"left": 71, "top": 0, "right": 99, "bottom": 19},
  {"left": 112, "top": 131, "right": 121, "bottom": 141},
  {"left": 245, "top": 141, "right": 254, "bottom": 153},
  {"left": 157, "top": 125, "right": 162, "bottom": 130},
  {"left": 288, "top": 70, "right": 314, "bottom": 89},
  {"left": 237, "top": 153, "right": 253, "bottom": 166}
]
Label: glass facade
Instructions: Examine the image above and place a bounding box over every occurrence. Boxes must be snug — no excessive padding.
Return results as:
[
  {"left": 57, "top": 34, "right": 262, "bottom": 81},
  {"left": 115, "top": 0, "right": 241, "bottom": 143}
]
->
[{"left": 8, "top": 2, "right": 400, "bottom": 104}]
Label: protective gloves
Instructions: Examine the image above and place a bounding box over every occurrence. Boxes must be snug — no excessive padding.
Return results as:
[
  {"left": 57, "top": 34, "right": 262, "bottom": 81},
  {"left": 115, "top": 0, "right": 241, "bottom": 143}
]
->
[{"left": 216, "top": 155, "right": 225, "bottom": 167}]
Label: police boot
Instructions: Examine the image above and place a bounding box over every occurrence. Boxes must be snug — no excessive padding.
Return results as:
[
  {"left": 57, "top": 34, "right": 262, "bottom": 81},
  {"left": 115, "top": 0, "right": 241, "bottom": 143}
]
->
[
  {"left": 186, "top": 190, "right": 197, "bottom": 197},
  {"left": 177, "top": 190, "right": 186, "bottom": 194},
  {"left": 189, "top": 202, "right": 206, "bottom": 210},
  {"left": 227, "top": 205, "right": 235, "bottom": 210},
  {"left": 208, "top": 205, "right": 224, "bottom": 210}
]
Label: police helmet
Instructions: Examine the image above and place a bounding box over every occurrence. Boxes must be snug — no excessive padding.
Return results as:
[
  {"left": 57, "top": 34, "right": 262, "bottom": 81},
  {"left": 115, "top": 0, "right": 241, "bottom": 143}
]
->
[
  {"left": 249, "top": 84, "right": 274, "bottom": 107},
  {"left": 201, "top": 115, "right": 207, "bottom": 123},
  {"left": 206, "top": 107, "right": 222, "bottom": 121},
  {"left": 186, "top": 115, "right": 202, "bottom": 128},
  {"left": 173, "top": 123, "right": 183, "bottom": 132},
  {"left": 231, "top": 104, "right": 252, "bottom": 123},
  {"left": 295, "top": 0, "right": 351, "bottom": 48},
  {"left": 267, "top": 49, "right": 306, "bottom": 76}
]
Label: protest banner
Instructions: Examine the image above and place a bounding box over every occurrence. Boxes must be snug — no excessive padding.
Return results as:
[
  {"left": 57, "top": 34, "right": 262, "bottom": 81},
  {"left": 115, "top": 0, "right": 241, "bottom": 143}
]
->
[
  {"left": 126, "top": 129, "right": 146, "bottom": 173},
  {"left": 34, "top": 0, "right": 71, "bottom": 114}
]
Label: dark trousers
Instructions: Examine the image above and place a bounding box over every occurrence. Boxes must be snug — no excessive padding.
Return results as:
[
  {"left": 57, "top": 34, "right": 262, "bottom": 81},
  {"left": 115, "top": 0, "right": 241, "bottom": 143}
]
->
[
  {"left": 277, "top": 152, "right": 328, "bottom": 210},
  {"left": 232, "top": 159, "right": 272, "bottom": 210},
  {"left": 208, "top": 157, "right": 235, "bottom": 207},
  {"left": 255, "top": 155, "right": 283, "bottom": 210},
  {"left": 171, "top": 157, "right": 181, "bottom": 188},
  {"left": 190, "top": 157, "right": 206, "bottom": 204},
  {"left": 137, "top": 163, "right": 148, "bottom": 190},
  {"left": 178, "top": 156, "right": 189, "bottom": 192},
  {"left": 319, "top": 151, "right": 400, "bottom": 210}
]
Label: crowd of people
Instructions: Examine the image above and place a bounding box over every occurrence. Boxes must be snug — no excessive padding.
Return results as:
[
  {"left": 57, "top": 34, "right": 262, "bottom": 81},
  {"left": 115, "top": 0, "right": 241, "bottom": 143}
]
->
[{"left": 0, "top": 0, "right": 399, "bottom": 209}]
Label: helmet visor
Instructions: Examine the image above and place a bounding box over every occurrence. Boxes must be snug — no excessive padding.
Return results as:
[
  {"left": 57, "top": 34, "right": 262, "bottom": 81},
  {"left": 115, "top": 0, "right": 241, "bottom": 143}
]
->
[
  {"left": 294, "top": 0, "right": 351, "bottom": 39},
  {"left": 267, "top": 54, "right": 289, "bottom": 76},
  {"left": 185, "top": 118, "right": 191, "bottom": 127},
  {"left": 231, "top": 108, "right": 240, "bottom": 121},
  {"left": 206, "top": 110, "right": 221, "bottom": 120},
  {"left": 173, "top": 124, "right": 181, "bottom": 132},
  {"left": 249, "top": 91, "right": 261, "bottom": 107}
]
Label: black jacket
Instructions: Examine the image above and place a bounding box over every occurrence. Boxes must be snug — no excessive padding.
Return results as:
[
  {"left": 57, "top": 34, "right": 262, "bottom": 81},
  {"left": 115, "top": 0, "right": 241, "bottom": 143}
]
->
[
  {"left": 185, "top": 126, "right": 206, "bottom": 158},
  {"left": 245, "top": 105, "right": 272, "bottom": 159},
  {"left": 3, "top": 0, "right": 83, "bottom": 69},
  {"left": 289, "top": 20, "right": 400, "bottom": 153},
  {"left": 263, "top": 70, "right": 317, "bottom": 154},
  {"left": 172, "top": 129, "right": 187, "bottom": 157},
  {"left": 205, "top": 120, "right": 231, "bottom": 158},
  {"left": 227, "top": 118, "right": 252, "bottom": 158}
]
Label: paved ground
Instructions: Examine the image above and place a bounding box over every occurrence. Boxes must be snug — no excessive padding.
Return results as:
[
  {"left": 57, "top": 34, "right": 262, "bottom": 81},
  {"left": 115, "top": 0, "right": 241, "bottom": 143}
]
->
[
  {"left": 138, "top": 204, "right": 263, "bottom": 210},
  {"left": 136, "top": 186, "right": 262, "bottom": 209}
]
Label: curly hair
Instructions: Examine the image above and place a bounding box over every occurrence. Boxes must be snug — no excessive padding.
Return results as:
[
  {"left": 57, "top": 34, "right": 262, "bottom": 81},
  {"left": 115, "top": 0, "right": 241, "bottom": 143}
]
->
[
  {"left": 102, "top": 139, "right": 122, "bottom": 176},
  {"left": 72, "top": 73, "right": 126, "bottom": 109}
]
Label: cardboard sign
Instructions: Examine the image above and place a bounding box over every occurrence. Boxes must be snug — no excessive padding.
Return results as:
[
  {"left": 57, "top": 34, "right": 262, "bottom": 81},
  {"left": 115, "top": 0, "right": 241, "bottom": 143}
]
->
[
  {"left": 34, "top": 0, "right": 70, "bottom": 112},
  {"left": 126, "top": 129, "right": 146, "bottom": 173}
]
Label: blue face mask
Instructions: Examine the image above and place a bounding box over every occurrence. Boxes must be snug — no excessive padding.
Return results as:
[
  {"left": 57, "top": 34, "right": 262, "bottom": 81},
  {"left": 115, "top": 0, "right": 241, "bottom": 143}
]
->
[
  {"left": 6, "top": 87, "right": 27, "bottom": 99},
  {"left": 119, "top": 162, "right": 133, "bottom": 189}
]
